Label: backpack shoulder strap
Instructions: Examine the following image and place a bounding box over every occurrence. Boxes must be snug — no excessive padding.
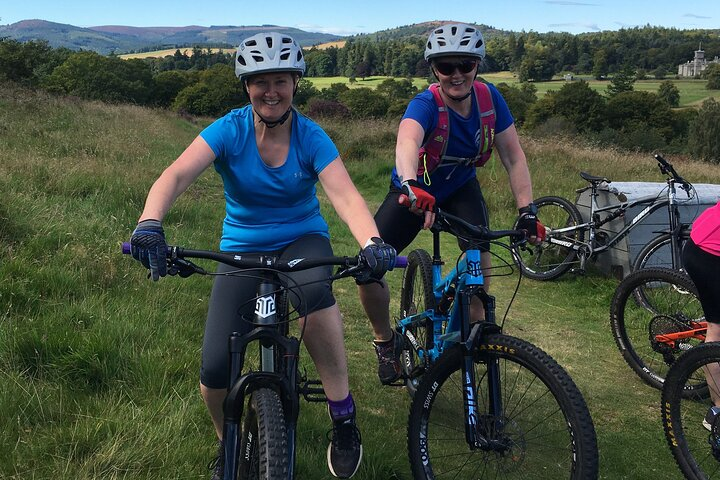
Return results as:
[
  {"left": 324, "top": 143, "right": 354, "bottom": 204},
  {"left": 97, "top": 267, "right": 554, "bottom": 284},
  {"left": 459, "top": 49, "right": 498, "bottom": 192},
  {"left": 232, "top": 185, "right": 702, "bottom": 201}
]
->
[
  {"left": 425, "top": 83, "right": 450, "bottom": 158},
  {"left": 473, "top": 81, "right": 497, "bottom": 164},
  {"left": 417, "top": 83, "right": 450, "bottom": 180}
]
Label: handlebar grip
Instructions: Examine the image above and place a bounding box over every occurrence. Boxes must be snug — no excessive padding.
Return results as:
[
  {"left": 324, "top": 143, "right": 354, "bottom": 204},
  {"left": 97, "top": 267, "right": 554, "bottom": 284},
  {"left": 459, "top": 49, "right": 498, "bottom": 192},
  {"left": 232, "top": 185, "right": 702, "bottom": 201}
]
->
[
  {"left": 394, "top": 256, "right": 408, "bottom": 268},
  {"left": 122, "top": 242, "right": 131, "bottom": 255}
]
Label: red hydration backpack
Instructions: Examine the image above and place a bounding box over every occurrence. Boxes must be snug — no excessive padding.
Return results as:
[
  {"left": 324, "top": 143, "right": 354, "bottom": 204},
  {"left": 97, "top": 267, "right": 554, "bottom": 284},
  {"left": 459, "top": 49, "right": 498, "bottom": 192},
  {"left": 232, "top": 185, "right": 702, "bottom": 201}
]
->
[{"left": 417, "top": 81, "right": 496, "bottom": 183}]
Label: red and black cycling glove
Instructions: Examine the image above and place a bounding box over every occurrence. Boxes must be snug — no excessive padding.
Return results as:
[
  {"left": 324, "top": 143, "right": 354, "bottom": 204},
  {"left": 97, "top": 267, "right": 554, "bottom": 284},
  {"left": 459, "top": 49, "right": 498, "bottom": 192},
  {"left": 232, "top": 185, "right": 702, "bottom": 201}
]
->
[{"left": 401, "top": 179, "right": 436, "bottom": 212}]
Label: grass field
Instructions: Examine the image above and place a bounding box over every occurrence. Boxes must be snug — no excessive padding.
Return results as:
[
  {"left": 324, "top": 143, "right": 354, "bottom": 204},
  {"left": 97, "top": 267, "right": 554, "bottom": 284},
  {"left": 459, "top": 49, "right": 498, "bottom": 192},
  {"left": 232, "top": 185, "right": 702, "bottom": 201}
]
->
[
  {"left": 3, "top": 80, "right": 720, "bottom": 479},
  {"left": 304, "top": 72, "right": 720, "bottom": 108}
]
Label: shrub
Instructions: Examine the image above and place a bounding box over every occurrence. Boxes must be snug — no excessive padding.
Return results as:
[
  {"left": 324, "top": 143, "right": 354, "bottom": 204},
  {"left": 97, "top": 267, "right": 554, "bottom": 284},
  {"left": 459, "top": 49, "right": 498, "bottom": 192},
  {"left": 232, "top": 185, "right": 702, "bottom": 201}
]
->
[
  {"left": 305, "top": 98, "right": 350, "bottom": 118},
  {"left": 339, "top": 88, "right": 389, "bottom": 118}
]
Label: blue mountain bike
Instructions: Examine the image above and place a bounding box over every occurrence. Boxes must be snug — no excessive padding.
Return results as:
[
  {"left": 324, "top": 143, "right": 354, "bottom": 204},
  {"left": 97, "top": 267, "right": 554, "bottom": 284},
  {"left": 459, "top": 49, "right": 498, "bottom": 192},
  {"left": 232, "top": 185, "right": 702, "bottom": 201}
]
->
[{"left": 397, "top": 209, "right": 599, "bottom": 479}]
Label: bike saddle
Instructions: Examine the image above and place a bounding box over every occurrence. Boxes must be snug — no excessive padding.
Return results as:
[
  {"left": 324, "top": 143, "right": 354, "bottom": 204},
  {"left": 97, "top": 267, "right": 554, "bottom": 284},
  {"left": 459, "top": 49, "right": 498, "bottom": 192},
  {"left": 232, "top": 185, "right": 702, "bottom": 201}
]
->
[{"left": 579, "top": 172, "right": 611, "bottom": 184}]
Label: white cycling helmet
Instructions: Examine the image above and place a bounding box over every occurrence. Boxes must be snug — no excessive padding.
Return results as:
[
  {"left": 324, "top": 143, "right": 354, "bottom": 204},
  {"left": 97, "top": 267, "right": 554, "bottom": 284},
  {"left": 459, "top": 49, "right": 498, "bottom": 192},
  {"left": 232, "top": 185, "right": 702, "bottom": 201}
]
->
[
  {"left": 424, "top": 23, "right": 486, "bottom": 61},
  {"left": 235, "top": 32, "right": 306, "bottom": 81}
]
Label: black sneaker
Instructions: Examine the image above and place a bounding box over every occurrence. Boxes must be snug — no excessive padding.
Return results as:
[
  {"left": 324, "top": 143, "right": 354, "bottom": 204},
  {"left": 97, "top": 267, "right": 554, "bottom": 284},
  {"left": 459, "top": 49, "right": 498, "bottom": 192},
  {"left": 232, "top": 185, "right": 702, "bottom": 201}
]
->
[
  {"left": 207, "top": 440, "right": 224, "bottom": 480},
  {"left": 327, "top": 416, "right": 363, "bottom": 478},
  {"left": 704, "top": 406, "right": 720, "bottom": 431},
  {"left": 372, "top": 332, "right": 403, "bottom": 384}
]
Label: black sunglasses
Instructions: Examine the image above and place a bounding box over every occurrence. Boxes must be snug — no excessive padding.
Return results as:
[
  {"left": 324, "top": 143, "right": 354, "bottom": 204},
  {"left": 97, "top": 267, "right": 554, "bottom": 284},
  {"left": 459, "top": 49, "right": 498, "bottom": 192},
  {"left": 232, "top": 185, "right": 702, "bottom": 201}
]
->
[{"left": 434, "top": 60, "right": 478, "bottom": 76}]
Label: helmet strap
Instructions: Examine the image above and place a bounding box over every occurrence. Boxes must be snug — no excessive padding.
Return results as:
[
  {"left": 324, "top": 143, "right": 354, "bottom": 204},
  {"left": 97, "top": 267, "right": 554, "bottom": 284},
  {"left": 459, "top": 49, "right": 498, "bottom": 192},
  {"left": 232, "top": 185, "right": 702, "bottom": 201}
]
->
[{"left": 254, "top": 107, "right": 293, "bottom": 128}]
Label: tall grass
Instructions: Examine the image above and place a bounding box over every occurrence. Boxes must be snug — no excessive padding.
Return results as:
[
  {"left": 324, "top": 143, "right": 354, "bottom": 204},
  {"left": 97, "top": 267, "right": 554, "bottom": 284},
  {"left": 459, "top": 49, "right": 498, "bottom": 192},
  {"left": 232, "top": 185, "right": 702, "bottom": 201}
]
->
[{"left": 3, "top": 80, "right": 720, "bottom": 479}]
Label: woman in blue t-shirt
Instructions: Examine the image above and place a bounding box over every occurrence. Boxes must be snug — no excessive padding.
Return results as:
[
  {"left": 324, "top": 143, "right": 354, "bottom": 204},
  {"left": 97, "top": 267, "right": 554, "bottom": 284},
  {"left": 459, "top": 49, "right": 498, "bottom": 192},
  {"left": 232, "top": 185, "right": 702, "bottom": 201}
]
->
[
  {"left": 129, "top": 32, "right": 394, "bottom": 480},
  {"left": 358, "top": 23, "right": 544, "bottom": 386}
]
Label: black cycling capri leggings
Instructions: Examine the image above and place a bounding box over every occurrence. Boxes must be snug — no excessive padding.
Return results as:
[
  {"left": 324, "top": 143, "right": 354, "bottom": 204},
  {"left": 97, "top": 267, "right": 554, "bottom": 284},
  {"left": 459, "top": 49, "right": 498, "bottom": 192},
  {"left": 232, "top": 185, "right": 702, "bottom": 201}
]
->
[
  {"left": 374, "top": 176, "right": 490, "bottom": 254},
  {"left": 682, "top": 238, "right": 720, "bottom": 324},
  {"left": 200, "top": 234, "right": 336, "bottom": 388}
]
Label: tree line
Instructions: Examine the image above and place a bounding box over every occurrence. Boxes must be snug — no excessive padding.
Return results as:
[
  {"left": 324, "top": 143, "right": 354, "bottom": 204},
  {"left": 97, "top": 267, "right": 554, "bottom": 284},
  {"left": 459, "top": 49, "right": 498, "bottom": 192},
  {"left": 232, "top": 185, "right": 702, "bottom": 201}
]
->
[{"left": 1, "top": 30, "right": 718, "bottom": 162}]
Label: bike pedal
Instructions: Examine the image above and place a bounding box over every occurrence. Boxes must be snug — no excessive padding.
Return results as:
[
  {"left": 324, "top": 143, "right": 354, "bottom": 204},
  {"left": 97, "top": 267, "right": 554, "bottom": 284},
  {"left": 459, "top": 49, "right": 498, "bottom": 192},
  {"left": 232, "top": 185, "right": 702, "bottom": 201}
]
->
[{"left": 300, "top": 379, "right": 327, "bottom": 402}]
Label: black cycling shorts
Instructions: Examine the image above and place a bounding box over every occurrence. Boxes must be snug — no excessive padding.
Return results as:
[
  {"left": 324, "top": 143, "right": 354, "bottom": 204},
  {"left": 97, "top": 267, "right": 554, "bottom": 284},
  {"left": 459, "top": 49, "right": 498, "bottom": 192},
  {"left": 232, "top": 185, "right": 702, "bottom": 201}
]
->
[
  {"left": 374, "top": 176, "right": 490, "bottom": 254},
  {"left": 200, "top": 234, "right": 336, "bottom": 389},
  {"left": 682, "top": 238, "right": 720, "bottom": 324}
]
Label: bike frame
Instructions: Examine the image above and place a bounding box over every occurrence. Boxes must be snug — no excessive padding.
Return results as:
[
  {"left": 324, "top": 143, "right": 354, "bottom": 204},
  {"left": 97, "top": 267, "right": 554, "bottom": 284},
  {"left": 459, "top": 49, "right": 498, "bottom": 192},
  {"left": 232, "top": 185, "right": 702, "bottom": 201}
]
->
[
  {"left": 397, "top": 225, "right": 509, "bottom": 448},
  {"left": 547, "top": 177, "right": 685, "bottom": 268}
]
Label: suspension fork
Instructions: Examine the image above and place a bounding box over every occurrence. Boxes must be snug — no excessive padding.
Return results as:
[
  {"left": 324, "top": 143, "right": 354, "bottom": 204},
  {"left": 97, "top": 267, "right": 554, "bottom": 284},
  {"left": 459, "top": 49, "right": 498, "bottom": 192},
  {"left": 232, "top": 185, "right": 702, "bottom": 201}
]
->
[{"left": 457, "top": 286, "right": 502, "bottom": 449}]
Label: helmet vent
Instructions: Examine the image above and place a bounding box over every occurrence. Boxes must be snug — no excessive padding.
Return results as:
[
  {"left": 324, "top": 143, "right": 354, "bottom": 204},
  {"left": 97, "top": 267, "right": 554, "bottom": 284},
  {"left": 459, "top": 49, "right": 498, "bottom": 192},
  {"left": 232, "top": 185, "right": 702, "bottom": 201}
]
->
[
  {"left": 280, "top": 51, "right": 290, "bottom": 60},
  {"left": 252, "top": 55, "right": 264, "bottom": 62},
  {"left": 245, "top": 39, "right": 257, "bottom": 47},
  {"left": 451, "top": 26, "right": 458, "bottom": 35},
  {"left": 237, "top": 56, "right": 246, "bottom": 66},
  {"left": 265, "top": 36, "right": 273, "bottom": 48}
]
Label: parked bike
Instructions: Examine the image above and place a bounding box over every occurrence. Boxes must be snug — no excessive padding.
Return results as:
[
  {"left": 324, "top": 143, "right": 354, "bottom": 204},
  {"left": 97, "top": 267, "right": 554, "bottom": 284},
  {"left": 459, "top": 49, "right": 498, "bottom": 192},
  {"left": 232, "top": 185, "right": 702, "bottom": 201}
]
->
[{"left": 513, "top": 154, "right": 695, "bottom": 281}]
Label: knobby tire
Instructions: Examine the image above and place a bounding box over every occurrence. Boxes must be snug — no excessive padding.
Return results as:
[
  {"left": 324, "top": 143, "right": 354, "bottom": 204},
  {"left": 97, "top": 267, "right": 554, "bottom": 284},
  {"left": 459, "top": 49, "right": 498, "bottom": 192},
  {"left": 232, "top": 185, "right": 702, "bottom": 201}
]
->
[{"left": 407, "top": 334, "right": 598, "bottom": 479}]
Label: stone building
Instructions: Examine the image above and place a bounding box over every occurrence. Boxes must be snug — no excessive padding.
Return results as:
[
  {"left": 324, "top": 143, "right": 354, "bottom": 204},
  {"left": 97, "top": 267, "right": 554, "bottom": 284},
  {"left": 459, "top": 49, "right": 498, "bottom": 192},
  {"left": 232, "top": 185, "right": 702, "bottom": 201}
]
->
[{"left": 678, "top": 44, "right": 720, "bottom": 77}]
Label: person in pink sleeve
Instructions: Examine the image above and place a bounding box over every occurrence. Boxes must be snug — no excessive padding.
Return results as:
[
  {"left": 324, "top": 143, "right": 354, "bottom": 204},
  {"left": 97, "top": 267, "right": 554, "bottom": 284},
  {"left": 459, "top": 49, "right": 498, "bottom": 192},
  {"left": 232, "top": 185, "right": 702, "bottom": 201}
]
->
[{"left": 682, "top": 201, "right": 720, "bottom": 430}]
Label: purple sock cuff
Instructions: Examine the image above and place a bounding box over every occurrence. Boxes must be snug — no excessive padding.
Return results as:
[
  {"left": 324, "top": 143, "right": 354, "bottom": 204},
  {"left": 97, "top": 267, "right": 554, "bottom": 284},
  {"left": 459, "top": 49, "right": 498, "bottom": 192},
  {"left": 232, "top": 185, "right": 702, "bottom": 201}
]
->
[{"left": 328, "top": 393, "right": 355, "bottom": 421}]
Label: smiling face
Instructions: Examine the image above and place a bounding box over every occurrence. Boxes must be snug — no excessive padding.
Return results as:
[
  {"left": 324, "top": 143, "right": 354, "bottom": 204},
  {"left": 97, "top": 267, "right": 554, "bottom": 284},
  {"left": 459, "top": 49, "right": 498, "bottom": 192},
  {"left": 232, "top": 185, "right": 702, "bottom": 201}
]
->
[
  {"left": 245, "top": 72, "right": 298, "bottom": 122},
  {"left": 431, "top": 55, "right": 478, "bottom": 100}
]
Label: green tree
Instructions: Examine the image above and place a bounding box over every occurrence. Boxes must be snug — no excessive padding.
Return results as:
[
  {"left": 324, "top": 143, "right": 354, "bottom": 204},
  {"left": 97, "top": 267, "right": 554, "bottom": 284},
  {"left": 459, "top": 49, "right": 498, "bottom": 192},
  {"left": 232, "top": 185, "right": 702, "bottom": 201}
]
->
[
  {"left": 152, "top": 70, "right": 197, "bottom": 107},
  {"left": 592, "top": 49, "right": 609, "bottom": 80},
  {"left": 0, "top": 38, "right": 54, "bottom": 85},
  {"left": 172, "top": 64, "right": 245, "bottom": 116},
  {"left": 495, "top": 82, "right": 537, "bottom": 126},
  {"left": 375, "top": 78, "right": 417, "bottom": 100},
  {"left": 527, "top": 80, "right": 605, "bottom": 132},
  {"left": 339, "top": 88, "right": 389, "bottom": 118},
  {"left": 517, "top": 47, "right": 554, "bottom": 82},
  {"left": 606, "top": 64, "right": 636, "bottom": 97},
  {"left": 652, "top": 66, "right": 667, "bottom": 80},
  {"left": 657, "top": 80, "right": 680, "bottom": 107},
  {"left": 42, "top": 51, "right": 154, "bottom": 104},
  {"left": 688, "top": 98, "right": 720, "bottom": 163},
  {"left": 705, "top": 64, "right": 720, "bottom": 90},
  {"left": 605, "top": 90, "right": 675, "bottom": 141}
]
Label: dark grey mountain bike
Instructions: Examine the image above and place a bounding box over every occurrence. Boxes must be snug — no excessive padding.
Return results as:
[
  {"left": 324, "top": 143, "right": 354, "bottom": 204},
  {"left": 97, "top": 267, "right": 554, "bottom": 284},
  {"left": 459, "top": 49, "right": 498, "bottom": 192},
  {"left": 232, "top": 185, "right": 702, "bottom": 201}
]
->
[{"left": 512, "top": 154, "right": 695, "bottom": 281}]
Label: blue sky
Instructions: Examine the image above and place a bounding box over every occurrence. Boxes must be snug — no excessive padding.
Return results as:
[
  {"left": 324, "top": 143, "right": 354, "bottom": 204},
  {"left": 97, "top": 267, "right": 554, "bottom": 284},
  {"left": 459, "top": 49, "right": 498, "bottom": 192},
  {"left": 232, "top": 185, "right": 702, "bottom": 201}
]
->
[{"left": 1, "top": 0, "right": 717, "bottom": 35}]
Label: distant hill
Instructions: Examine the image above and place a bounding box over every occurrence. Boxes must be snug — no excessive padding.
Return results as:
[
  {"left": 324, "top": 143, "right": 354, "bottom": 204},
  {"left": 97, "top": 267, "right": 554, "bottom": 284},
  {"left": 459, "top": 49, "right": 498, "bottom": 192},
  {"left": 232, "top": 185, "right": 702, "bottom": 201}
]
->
[
  {"left": 0, "top": 19, "right": 344, "bottom": 54},
  {"left": 345, "top": 21, "right": 513, "bottom": 42}
]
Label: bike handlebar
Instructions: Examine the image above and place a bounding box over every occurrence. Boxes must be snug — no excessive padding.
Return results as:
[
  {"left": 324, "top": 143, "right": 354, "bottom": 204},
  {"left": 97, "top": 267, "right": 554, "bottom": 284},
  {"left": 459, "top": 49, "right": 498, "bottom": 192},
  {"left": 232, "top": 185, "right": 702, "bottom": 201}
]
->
[
  {"left": 655, "top": 154, "right": 692, "bottom": 195},
  {"left": 121, "top": 242, "right": 408, "bottom": 274},
  {"left": 433, "top": 208, "right": 528, "bottom": 243}
]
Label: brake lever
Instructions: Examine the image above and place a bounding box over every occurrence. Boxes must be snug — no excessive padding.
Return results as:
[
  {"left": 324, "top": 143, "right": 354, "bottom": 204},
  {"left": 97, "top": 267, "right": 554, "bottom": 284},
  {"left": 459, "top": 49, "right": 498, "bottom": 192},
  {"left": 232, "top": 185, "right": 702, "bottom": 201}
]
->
[{"left": 168, "top": 258, "right": 204, "bottom": 277}]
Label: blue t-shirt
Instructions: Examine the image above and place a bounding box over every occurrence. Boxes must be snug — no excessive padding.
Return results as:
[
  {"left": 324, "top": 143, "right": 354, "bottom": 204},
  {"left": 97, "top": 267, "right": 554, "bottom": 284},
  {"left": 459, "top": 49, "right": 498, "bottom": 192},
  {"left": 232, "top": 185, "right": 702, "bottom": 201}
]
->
[
  {"left": 392, "top": 82, "right": 514, "bottom": 202},
  {"left": 200, "top": 106, "right": 339, "bottom": 252}
]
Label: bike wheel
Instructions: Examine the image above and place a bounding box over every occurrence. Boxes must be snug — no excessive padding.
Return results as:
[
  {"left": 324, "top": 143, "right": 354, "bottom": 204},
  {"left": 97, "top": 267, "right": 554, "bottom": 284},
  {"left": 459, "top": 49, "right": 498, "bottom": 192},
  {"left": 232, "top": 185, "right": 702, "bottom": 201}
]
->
[
  {"left": 512, "top": 196, "right": 584, "bottom": 281},
  {"left": 407, "top": 334, "right": 598, "bottom": 479},
  {"left": 662, "top": 343, "right": 720, "bottom": 480},
  {"left": 399, "top": 249, "right": 436, "bottom": 396},
  {"left": 633, "top": 232, "right": 689, "bottom": 272},
  {"left": 611, "top": 267, "right": 706, "bottom": 394},
  {"left": 238, "top": 388, "right": 289, "bottom": 479}
]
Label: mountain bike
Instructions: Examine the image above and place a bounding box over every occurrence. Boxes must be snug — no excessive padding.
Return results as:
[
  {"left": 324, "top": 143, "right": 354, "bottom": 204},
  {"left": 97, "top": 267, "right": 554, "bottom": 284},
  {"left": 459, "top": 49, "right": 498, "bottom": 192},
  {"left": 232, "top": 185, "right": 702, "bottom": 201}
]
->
[
  {"left": 123, "top": 241, "right": 406, "bottom": 479},
  {"left": 512, "top": 154, "right": 695, "bottom": 281},
  {"left": 662, "top": 342, "right": 720, "bottom": 479},
  {"left": 610, "top": 267, "right": 706, "bottom": 393},
  {"left": 398, "top": 209, "right": 599, "bottom": 479}
]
